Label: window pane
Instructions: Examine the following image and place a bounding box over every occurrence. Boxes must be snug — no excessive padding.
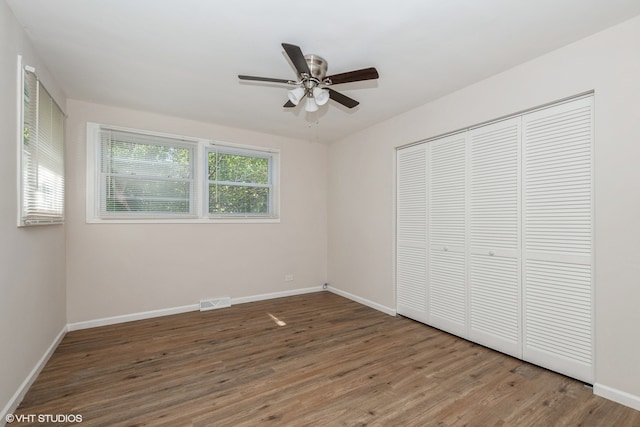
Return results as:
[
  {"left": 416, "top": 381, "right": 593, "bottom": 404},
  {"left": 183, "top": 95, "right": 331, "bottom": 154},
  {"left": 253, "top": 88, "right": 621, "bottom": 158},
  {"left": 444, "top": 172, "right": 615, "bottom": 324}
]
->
[
  {"left": 21, "top": 70, "right": 65, "bottom": 224},
  {"left": 209, "top": 152, "right": 269, "bottom": 184},
  {"left": 104, "top": 176, "right": 191, "bottom": 213},
  {"left": 103, "top": 140, "right": 191, "bottom": 179},
  {"left": 209, "top": 184, "right": 269, "bottom": 214},
  {"left": 99, "top": 131, "right": 194, "bottom": 216}
]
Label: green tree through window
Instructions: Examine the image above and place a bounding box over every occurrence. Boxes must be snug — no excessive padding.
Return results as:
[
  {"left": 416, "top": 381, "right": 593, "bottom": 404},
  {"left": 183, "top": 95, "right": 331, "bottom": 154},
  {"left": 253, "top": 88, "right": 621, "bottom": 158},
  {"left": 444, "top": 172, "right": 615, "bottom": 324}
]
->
[{"left": 208, "top": 151, "right": 271, "bottom": 215}]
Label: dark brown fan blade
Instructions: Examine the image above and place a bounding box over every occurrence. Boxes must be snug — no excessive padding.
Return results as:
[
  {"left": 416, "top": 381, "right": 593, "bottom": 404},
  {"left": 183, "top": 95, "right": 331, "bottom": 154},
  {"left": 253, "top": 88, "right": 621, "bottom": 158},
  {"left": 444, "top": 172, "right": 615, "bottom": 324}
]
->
[
  {"left": 282, "top": 43, "right": 311, "bottom": 77},
  {"left": 238, "top": 75, "right": 292, "bottom": 84},
  {"left": 325, "top": 67, "right": 379, "bottom": 85},
  {"left": 328, "top": 88, "right": 359, "bottom": 108},
  {"left": 283, "top": 100, "right": 295, "bottom": 108}
]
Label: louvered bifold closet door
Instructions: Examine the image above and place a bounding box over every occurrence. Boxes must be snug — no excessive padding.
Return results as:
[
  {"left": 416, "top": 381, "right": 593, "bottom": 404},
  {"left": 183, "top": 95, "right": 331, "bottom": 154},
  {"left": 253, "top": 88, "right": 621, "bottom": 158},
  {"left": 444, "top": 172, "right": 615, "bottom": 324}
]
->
[
  {"left": 468, "top": 118, "right": 522, "bottom": 358},
  {"left": 396, "top": 144, "right": 429, "bottom": 323},
  {"left": 522, "top": 96, "right": 594, "bottom": 383},
  {"left": 428, "top": 133, "right": 468, "bottom": 337}
]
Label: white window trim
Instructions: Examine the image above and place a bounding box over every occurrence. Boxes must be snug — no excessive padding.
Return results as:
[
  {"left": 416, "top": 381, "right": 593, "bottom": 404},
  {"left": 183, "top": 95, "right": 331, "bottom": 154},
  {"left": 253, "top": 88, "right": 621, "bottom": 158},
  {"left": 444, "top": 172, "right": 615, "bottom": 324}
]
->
[
  {"left": 16, "top": 56, "right": 23, "bottom": 227},
  {"left": 86, "top": 122, "right": 280, "bottom": 224}
]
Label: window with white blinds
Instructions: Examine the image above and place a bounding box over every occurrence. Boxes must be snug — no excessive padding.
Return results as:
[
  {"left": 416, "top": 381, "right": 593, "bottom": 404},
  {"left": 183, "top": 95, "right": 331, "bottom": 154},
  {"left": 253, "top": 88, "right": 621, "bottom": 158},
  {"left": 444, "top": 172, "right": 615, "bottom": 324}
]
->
[
  {"left": 86, "top": 122, "right": 280, "bottom": 222},
  {"left": 98, "top": 129, "right": 196, "bottom": 217},
  {"left": 20, "top": 65, "right": 65, "bottom": 226}
]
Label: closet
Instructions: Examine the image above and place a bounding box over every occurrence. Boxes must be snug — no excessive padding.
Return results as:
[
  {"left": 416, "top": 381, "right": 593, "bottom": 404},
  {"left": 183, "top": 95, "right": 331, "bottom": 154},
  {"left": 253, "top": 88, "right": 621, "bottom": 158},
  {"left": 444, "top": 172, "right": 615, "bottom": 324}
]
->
[{"left": 396, "top": 96, "right": 593, "bottom": 383}]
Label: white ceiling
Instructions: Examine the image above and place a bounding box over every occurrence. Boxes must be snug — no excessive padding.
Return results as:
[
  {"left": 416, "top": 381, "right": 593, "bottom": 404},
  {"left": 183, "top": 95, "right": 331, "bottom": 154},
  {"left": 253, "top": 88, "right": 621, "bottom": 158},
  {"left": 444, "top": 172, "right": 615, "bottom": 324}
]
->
[{"left": 7, "top": 0, "right": 640, "bottom": 143}]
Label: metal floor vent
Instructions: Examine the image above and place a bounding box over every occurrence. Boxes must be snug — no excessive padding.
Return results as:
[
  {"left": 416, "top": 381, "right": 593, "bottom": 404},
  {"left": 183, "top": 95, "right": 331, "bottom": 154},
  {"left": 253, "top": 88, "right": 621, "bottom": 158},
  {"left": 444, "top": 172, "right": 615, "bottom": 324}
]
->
[{"left": 200, "top": 297, "right": 231, "bottom": 311}]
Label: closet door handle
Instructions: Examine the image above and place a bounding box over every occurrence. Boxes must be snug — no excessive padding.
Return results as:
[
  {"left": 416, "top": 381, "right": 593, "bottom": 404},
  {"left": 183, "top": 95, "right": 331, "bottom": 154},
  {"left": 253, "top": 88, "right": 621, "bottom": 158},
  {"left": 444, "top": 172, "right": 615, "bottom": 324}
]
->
[
  {"left": 443, "top": 246, "right": 449, "bottom": 252},
  {"left": 489, "top": 250, "right": 495, "bottom": 256}
]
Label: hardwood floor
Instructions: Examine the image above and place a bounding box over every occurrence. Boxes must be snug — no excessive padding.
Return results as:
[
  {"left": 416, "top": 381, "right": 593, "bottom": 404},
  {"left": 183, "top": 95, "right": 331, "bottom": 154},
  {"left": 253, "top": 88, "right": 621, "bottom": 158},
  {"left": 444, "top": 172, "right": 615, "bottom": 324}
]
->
[{"left": 14, "top": 292, "right": 640, "bottom": 426}]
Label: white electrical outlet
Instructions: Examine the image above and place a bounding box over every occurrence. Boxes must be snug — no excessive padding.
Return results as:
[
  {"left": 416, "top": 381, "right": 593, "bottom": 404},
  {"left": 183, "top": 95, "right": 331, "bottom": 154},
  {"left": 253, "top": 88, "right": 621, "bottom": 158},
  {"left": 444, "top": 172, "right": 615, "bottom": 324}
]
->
[{"left": 285, "top": 274, "right": 294, "bottom": 282}]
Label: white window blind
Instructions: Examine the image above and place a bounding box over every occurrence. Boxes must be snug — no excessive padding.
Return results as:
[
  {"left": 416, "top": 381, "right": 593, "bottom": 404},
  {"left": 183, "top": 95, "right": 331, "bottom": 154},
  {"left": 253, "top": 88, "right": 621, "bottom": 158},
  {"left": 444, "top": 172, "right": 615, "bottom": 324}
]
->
[
  {"left": 20, "top": 67, "right": 65, "bottom": 225},
  {"left": 98, "top": 129, "right": 195, "bottom": 217}
]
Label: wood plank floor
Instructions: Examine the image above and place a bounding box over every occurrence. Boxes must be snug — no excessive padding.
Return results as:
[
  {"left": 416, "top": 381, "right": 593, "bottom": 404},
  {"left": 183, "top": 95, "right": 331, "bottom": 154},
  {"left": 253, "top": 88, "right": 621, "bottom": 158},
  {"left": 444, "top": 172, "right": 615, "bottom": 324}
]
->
[{"left": 14, "top": 292, "right": 640, "bottom": 426}]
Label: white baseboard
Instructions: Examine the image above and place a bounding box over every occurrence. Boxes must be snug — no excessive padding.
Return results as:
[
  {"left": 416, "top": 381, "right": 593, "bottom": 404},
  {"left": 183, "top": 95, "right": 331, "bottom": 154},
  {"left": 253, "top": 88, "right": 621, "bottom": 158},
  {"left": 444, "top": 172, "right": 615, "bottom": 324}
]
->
[
  {"left": 1, "top": 325, "right": 66, "bottom": 426},
  {"left": 66, "top": 286, "right": 325, "bottom": 332},
  {"left": 328, "top": 286, "right": 396, "bottom": 317},
  {"left": 67, "top": 303, "right": 200, "bottom": 331},
  {"left": 231, "top": 285, "right": 323, "bottom": 305},
  {"left": 594, "top": 383, "right": 640, "bottom": 411}
]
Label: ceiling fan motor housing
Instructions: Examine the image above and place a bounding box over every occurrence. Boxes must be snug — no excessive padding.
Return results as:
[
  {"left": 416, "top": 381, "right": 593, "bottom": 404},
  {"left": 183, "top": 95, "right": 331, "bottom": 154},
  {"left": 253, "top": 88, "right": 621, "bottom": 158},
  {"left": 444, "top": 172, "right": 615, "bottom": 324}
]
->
[{"left": 305, "top": 54, "right": 328, "bottom": 80}]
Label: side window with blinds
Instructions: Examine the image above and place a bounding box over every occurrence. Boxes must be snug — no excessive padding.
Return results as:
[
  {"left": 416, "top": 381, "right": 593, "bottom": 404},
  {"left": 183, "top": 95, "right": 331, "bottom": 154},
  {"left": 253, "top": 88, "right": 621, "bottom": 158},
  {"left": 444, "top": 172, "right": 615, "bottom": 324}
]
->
[
  {"left": 20, "top": 65, "right": 65, "bottom": 226},
  {"left": 86, "top": 122, "right": 280, "bottom": 222}
]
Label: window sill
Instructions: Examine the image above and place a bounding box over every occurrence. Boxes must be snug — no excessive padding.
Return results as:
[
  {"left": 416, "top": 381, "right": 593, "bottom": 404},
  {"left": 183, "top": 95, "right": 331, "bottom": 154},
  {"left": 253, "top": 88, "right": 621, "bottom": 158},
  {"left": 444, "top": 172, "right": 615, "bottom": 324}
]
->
[{"left": 86, "top": 217, "right": 281, "bottom": 224}]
